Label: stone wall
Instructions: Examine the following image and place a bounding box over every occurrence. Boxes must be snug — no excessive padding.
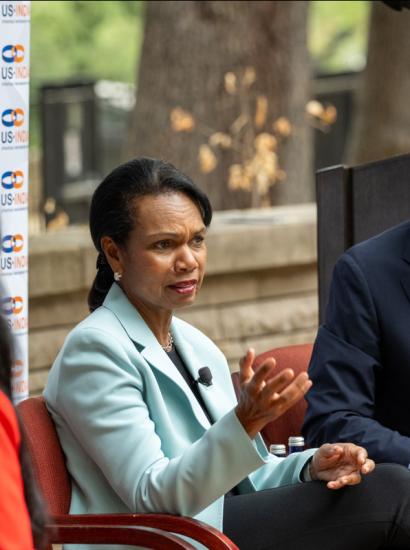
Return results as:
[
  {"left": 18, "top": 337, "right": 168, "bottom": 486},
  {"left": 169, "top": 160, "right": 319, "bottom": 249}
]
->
[{"left": 29, "top": 204, "right": 318, "bottom": 395}]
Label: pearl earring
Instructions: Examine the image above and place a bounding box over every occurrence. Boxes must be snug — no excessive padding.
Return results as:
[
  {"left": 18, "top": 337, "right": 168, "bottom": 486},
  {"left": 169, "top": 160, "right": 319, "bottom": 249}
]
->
[{"left": 114, "top": 272, "right": 122, "bottom": 282}]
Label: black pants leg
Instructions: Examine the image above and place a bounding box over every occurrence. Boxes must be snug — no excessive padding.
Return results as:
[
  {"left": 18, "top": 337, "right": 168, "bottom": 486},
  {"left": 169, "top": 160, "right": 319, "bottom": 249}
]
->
[{"left": 223, "top": 464, "right": 410, "bottom": 550}]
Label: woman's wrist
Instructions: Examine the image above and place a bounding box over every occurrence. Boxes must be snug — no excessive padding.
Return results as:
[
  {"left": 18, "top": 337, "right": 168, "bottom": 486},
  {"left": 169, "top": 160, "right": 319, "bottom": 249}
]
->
[
  {"left": 234, "top": 405, "right": 260, "bottom": 439},
  {"left": 309, "top": 456, "right": 319, "bottom": 481},
  {"left": 301, "top": 459, "right": 312, "bottom": 482}
]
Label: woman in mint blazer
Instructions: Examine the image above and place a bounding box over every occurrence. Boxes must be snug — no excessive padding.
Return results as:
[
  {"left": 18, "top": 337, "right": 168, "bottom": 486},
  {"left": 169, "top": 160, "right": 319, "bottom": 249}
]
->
[{"left": 44, "top": 158, "right": 410, "bottom": 550}]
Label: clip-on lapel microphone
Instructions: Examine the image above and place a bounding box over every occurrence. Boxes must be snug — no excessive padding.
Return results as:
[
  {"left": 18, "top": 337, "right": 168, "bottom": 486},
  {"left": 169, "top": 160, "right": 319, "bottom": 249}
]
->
[{"left": 196, "top": 366, "right": 213, "bottom": 387}]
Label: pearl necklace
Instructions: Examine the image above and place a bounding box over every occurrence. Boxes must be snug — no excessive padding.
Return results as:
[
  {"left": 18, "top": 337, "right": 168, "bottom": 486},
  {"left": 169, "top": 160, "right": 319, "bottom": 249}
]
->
[{"left": 162, "top": 332, "right": 174, "bottom": 353}]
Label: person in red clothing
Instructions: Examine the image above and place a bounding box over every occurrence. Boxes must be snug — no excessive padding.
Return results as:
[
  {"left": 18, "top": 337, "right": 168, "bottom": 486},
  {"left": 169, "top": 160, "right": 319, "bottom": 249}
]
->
[
  {"left": 0, "top": 313, "right": 47, "bottom": 549},
  {"left": 0, "top": 389, "right": 34, "bottom": 549}
]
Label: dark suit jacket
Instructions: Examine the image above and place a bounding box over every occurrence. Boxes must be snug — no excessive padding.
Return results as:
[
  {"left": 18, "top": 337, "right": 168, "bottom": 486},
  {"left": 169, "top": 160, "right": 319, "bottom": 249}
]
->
[{"left": 303, "top": 220, "right": 410, "bottom": 465}]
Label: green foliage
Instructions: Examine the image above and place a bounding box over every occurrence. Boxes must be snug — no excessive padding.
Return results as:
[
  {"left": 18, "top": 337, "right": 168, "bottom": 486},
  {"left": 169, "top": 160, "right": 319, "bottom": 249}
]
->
[
  {"left": 309, "top": 1, "right": 371, "bottom": 74},
  {"left": 29, "top": 1, "right": 144, "bottom": 148},
  {"left": 30, "top": 0, "right": 144, "bottom": 88}
]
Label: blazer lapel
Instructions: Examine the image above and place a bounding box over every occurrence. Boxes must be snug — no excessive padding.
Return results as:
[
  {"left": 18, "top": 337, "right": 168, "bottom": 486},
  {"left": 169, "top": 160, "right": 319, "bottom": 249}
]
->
[
  {"left": 401, "top": 235, "right": 410, "bottom": 304},
  {"left": 102, "top": 284, "right": 211, "bottom": 429},
  {"left": 141, "top": 344, "right": 211, "bottom": 429},
  {"left": 172, "top": 322, "right": 233, "bottom": 423},
  {"left": 400, "top": 278, "right": 410, "bottom": 304}
]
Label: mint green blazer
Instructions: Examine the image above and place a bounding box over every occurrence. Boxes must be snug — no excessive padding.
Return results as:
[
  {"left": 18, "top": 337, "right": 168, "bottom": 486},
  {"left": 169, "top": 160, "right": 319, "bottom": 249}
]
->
[{"left": 44, "top": 283, "right": 315, "bottom": 548}]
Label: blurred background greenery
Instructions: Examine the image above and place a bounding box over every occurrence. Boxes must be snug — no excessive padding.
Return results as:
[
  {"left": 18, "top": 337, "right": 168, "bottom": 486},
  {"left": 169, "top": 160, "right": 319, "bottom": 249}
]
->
[
  {"left": 31, "top": 1, "right": 143, "bottom": 92},
  {"left": 309, "top": 0, "right": 370, "bottom": 73},
  {"left": 30, "top": 0, "right": 144, "bottom": 148}
]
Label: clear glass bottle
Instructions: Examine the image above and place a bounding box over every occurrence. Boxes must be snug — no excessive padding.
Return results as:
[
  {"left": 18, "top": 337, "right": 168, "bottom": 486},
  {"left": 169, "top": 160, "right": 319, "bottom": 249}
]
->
[
  {"left": 288, "top": 436, "right": 305, "bottom": 454},
  {"left": 269, "top": 443, "right": 287, "bottom": 457}
]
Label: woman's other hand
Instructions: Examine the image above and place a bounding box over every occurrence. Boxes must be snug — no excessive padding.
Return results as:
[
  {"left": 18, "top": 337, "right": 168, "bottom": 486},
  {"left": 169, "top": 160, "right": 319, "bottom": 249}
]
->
[
  {"left": 309, "top": 443, "right": 375, "bottom": 489},
  {"left": 235, "top": 348, "right": 312, "bottom": 439}
]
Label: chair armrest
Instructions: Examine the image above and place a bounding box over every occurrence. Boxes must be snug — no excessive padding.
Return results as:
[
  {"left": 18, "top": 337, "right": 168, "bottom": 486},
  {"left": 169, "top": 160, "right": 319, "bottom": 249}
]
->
[
  {"left": 53, "top": 513, "right": 239, "bottom": 550},
  {"left": 47, "top": 523, "right": 195, "bottom": 549}
]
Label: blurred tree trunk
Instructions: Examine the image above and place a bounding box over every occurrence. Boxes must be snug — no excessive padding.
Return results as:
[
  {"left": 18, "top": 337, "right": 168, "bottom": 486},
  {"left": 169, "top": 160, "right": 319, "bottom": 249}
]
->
[
  {"left": 129, "top": 1, "right": 313, "bottom": 210},
  {"left": 348, "top": 2, "right": 410, "bottom": 164}
]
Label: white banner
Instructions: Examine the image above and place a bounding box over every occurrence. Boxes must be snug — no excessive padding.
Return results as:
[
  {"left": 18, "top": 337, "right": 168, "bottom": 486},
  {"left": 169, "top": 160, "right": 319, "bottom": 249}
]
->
[{"left": 0, "top": 0, "right": 30, "bottom": 402}]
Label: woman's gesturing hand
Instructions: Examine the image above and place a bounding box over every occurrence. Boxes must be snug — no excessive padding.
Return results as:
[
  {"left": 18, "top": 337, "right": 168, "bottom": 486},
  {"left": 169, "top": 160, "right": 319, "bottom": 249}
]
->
[
  {"left": 309, "top": 443, "right": 375, "bottom": 489},
  {"left": 235, "top": 348, "right": 312, "bottom": 439}
]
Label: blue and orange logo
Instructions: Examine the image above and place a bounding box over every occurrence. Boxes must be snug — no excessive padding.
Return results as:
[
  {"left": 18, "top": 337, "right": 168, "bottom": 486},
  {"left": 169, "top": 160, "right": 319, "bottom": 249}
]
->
[
  {"left": 1, "top": 3, "right": 31, "bottom": 18},
  {"left": 1, "top": 44, "right": 24, "bottom": 63},
  {"left": 1, "top": 108, "right": 24, "bottom": 127},
  {"left": 1, "top": 234, "right": 24, "bottom": 253},
  {"left": 11, "top": 359, "right": 24, "bottom": 378},
  {"left": 1, "top": 171, "right": 24, "bottom": 190},
  {"left": 1, "top": 296, "right": 23, "bottom": 315}
]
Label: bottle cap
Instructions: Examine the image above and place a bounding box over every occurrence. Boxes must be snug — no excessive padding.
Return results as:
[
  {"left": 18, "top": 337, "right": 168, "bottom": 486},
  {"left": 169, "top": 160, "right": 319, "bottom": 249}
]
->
[
  {"left": 288, "top": 436, "right": 305, "bottom": 445},
  {"left": 269, "top": 443, "right": 286, "bottom": 455}
]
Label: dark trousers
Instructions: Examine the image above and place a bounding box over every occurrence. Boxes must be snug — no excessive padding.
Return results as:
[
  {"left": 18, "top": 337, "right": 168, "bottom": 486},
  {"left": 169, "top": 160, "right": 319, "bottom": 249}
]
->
[{"left": 223, "top": 464, "right": 410, "bottom": 550}]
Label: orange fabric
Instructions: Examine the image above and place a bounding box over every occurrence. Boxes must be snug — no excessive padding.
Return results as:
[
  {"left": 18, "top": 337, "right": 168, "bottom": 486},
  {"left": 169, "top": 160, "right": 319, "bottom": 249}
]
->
[
  {"left": 0, "top": 391, "right": 34, "bottom": 549},
  {"left": 17, "top": 397, "right": 71, "bottom": 515}
]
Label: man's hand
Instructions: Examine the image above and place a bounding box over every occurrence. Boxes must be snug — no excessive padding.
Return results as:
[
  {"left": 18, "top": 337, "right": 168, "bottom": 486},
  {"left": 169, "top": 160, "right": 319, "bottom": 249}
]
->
[{"left": 310, "top": 443, "right": 375, "bottom": 489}]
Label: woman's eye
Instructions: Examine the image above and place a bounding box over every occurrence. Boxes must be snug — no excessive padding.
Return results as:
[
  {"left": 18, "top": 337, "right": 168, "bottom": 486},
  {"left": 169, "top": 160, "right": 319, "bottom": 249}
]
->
[
  {"left": 155, "top": 240, "right": 171, "bottom": 250},
  {"left": 192, "top": 235, "right": 205, "bottom": 247}
]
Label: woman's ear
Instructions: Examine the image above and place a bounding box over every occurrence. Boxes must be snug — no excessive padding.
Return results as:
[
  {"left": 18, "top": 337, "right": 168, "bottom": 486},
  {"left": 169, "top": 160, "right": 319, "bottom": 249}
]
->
[{"left": 101, "top": 236, "right": 123, "bottom": 274}]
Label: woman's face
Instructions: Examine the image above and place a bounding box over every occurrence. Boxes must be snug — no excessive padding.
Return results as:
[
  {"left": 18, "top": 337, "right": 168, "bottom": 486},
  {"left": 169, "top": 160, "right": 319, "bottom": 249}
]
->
[{"left": 105, "top": 192, "right": 207, "bottom": 316}]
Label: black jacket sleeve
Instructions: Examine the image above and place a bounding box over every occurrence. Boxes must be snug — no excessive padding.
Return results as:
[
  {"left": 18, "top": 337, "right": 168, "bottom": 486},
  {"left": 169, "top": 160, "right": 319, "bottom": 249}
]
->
[{"left": 302, "top": 253, "right": 410, "bottom": 466}]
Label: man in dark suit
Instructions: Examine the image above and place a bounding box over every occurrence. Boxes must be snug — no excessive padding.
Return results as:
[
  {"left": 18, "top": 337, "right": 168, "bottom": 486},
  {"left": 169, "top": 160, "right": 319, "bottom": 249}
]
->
[{"left": 303, "top": 220, "right": 410, "bottom": 466}]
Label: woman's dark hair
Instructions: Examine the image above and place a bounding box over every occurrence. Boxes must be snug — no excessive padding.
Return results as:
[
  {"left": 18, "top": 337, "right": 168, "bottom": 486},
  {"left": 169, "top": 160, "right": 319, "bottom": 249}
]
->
[
  {"left": 88, "top": 157, "right": 213, "bottom": 312},
  {"left": 0, "top": 314, "right": 49, "bottom": 548}
]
